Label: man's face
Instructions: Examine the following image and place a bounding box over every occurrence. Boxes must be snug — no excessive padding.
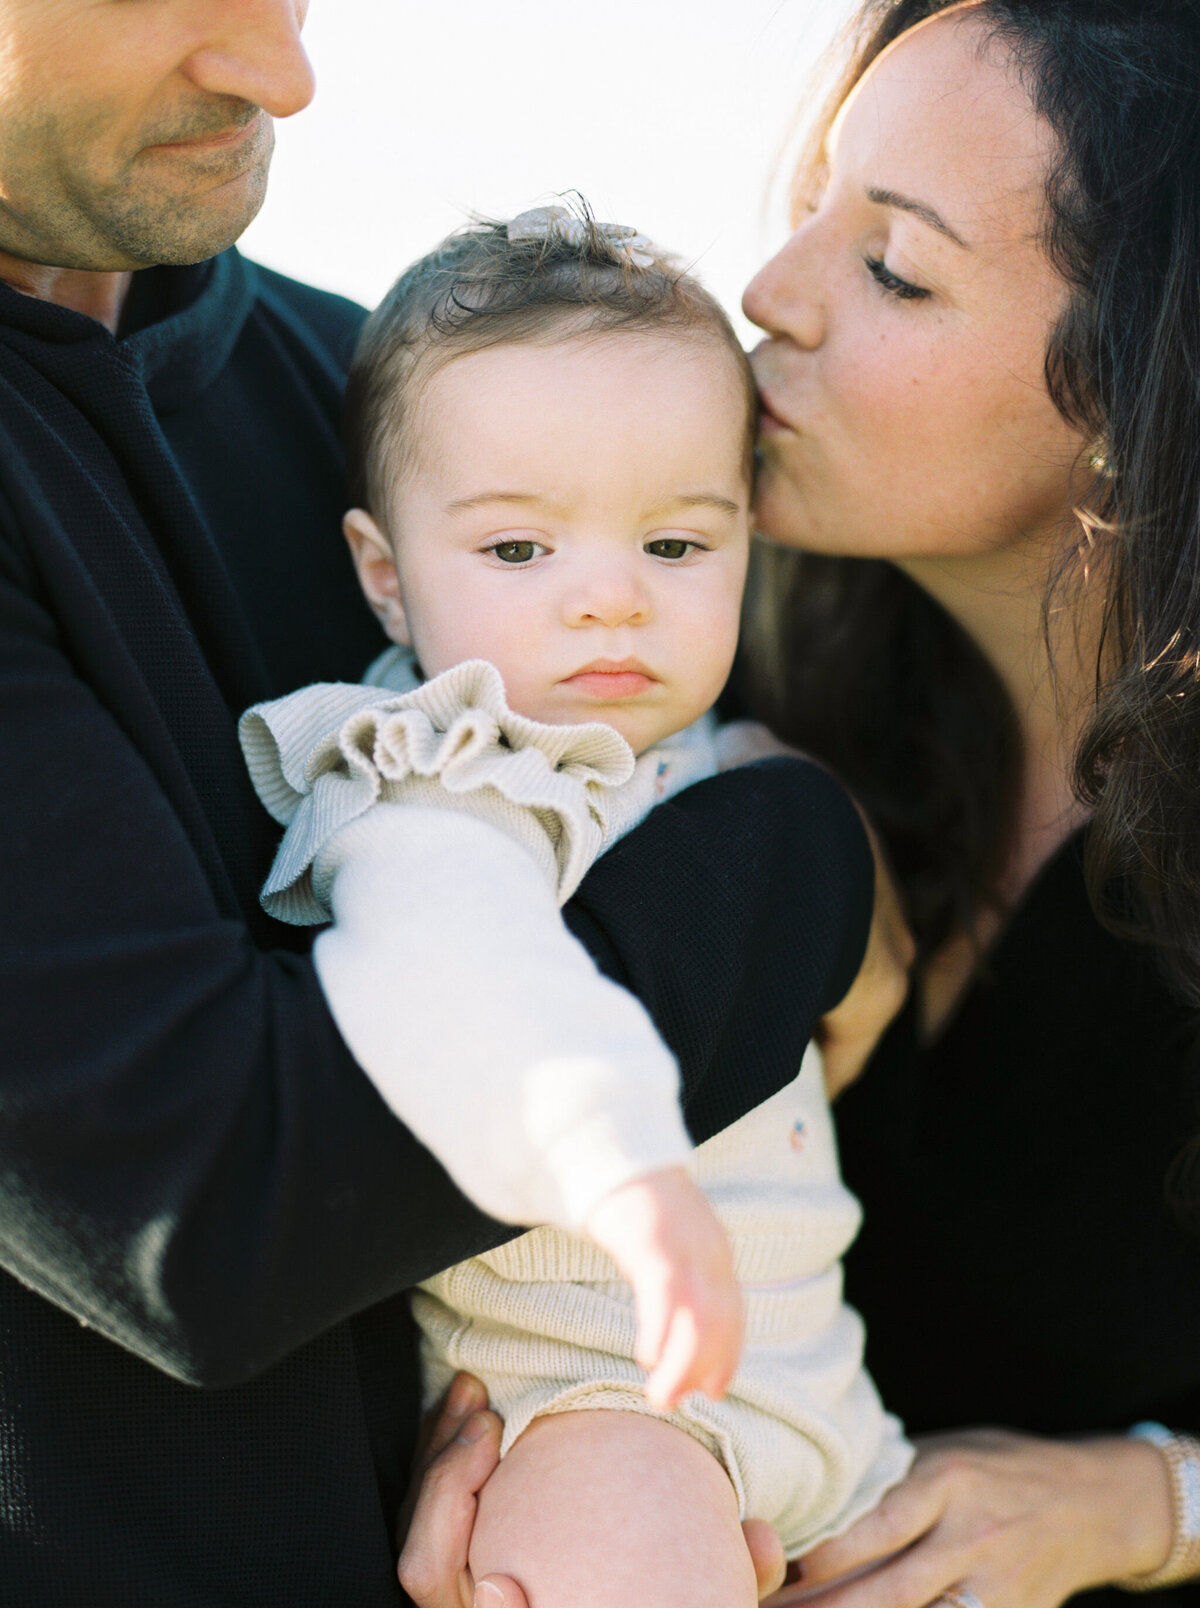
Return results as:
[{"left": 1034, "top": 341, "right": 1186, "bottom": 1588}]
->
[{"left": 0, "top": 0, "right": 313, "bottom": 271}]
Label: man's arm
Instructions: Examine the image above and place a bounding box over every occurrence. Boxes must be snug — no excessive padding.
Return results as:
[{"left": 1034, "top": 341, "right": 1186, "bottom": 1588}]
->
[
  {"left": 0, "top": 558, "right": 505, "bottom": 1386},
  {"left": 566, "top": 754, "right": 875, "bottom": 1145},
  {"left": 0, "top": 558, "right": 872, "bottom": 1387}
]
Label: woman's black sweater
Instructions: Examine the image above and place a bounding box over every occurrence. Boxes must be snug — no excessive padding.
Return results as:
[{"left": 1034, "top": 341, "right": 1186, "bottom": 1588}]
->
[{"left": 838, "top": 831, "right": 1200, "bottom": 1605}]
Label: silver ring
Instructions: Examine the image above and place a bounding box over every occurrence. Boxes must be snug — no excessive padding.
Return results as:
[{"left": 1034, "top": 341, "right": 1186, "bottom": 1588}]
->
[{"left": 941, "top": 1591, "right": 984, "bottom": 1608}]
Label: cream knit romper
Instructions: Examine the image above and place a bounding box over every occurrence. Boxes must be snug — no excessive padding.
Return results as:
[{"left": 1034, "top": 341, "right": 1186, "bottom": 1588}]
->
[{"left": 240, "top": 649, "right": 912, "bottom": 1558}]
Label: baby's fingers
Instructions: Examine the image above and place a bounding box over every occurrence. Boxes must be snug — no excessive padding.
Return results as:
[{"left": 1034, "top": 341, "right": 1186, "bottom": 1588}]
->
[
  {"left": 696, "top": 1282, "right": 744, "bottom": 1400},
  {"left": 631, "top": 1263, "right": 672, "bottom": 1377},
  {"left": 643, "top": 1305, "right": 702, "bottom": 1410},
  {"left": 644, "top": 1280, "right": 742, "bottom": 1410}
]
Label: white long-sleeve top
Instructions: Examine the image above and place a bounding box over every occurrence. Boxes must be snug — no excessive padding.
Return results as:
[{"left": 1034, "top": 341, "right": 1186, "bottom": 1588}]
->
[
  {"left": 239, "top": 648, "right": 912, "bottom": 1555},
  {"left": 239, "top": 649, "right": 715, "bottom": 1228}
]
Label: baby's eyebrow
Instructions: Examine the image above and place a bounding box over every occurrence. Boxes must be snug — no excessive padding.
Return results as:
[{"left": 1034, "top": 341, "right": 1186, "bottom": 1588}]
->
[
  {"left": 647, "top": 493, "right": 744, "bottom": 519},
  {"left": 443, "top": 490, "right": 544, "bottom": 514}
]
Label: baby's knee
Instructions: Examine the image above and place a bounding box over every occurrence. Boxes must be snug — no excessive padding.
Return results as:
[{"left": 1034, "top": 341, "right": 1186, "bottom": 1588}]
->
[{"left": 470, "top": 1410, "right": 757, "bottom": 1608}]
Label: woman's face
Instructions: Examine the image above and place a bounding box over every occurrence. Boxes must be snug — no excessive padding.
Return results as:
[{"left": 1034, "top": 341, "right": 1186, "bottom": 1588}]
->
[{"left": 743, "top": 8, "right": 1088, "bottom": 562}]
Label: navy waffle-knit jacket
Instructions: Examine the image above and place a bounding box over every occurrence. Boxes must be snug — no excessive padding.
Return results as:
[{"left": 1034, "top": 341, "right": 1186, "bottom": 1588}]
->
[{"left": 0, "top": 248, "right": 872, "bottom": 1605}]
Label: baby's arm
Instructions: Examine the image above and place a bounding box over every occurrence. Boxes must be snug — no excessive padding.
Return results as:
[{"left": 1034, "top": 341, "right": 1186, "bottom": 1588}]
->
[
  {"left": 470, "top": 1411, "right": 758, "bottom": 1608},
  {"left": 242, "top": 668, "right": 744, "bottom": 1403},
  {"left": 314, "top": 804, "right": 741, "bottom": 1408}
]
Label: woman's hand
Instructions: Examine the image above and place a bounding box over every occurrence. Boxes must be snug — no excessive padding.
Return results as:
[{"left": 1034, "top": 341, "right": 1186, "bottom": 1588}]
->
[
  {"left": 763, "top": 1430, "right": 1175, "bottom": 1608},
  {"left": 397, "top": 1373, "right": 531, "bottom": 1608}
]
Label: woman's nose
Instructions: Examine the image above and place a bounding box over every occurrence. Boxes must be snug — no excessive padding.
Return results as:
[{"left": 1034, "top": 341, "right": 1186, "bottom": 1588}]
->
[
  {"left": 185, "top": 0, "right": 315, "bottom": 121},
  {"left": 743, "top": 228, "right": 825, "bottom": 350}
]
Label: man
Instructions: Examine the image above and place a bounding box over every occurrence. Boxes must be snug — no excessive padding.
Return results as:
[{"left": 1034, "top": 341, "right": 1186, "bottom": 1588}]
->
[{"left": 0, "top": 3, "right": 876, "bottom": 1603}]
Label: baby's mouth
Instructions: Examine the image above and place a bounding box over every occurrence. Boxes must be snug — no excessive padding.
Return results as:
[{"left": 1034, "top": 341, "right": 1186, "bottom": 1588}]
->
[{"left": 560, "top": 659, "right": 658, "bottom": 699}]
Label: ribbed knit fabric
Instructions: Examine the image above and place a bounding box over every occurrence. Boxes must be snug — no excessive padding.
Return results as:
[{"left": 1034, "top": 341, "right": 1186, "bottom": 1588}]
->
[
  {"left": 241, "top": 649, "right": 718, "bottom": 919},
  {"left": 417, "top": 1045, "right": 912, "bottom": 1557},
  {"left": 240, "top": 651, "right": 727, "bottom": 1225},
  {"left": 243, "top": 647, "right": 911, "bottom": 1557}
]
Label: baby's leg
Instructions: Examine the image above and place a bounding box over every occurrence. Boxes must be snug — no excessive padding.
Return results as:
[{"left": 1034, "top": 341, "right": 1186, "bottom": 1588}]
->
[{"left": 470, "top": 1409, "right": 757, "bottom": 1608}]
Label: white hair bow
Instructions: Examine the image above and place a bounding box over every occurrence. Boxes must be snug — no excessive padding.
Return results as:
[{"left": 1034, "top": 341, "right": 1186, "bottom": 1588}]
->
[{"left": 506, "top": 206, "right": 656, "bottom": 268}]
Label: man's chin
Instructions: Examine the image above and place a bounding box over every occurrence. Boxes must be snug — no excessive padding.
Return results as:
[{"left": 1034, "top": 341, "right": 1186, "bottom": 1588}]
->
[{"left": 114, "top": 162, "right": 271, "bottom": 267}]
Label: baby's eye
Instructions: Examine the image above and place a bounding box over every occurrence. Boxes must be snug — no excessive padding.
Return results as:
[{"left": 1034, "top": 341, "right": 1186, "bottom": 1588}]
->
[
  {"left": 484, "top": 539, "right": 547, "bottom": 564},
  {"left": 645, "top": 536, "right": 702, "bottom": 561}
]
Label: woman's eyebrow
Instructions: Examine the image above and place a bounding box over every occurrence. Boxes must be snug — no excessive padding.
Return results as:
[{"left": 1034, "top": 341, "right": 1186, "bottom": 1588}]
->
[{"left": 866, "top": 186, "right": 971, "bottom": 250}]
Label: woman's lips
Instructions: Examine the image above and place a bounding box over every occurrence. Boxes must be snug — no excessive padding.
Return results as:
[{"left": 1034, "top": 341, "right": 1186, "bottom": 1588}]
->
[
  {"left": 561, "top": 661, "right": 657, "bottom": 699},
  {"left": 756, "top": 392, "right": 794, "bottom": 436}
]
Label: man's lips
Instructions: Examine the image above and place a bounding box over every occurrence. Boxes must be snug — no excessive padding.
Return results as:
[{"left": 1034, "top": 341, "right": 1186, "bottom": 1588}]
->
[
  {"left": 560, "top": 659, "right": 659, "bottom": 699},
  {"left": 145, "top": 115, "right": 263, "bottom": 154}
]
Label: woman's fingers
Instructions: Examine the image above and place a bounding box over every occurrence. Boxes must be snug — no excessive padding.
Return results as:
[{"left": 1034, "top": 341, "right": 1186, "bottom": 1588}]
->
[
  {"left": 742, "top": 1519, "right": 787, "bottom": 1599},
  {"left": 800, "top": 1466, "right": 946, "bottom": 1586},
  {"left": 793, "top": 1537, "right": 963, "bottom": 1608},
  {"left": 786, "top": 1431, "right": 1166, "bottom": 1608},
  {"left": 397, "top": 1408, "right": 503, "bottom": 1608}
]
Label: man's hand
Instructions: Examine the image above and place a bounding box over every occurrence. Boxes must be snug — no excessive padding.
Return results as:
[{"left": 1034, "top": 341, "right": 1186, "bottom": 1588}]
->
[
  {"left": 398, "top": 1373, "right": 531, "bottom": 1608},
  {"left": 585, "top": 1166, "right": 743, "bottom": 1411}
]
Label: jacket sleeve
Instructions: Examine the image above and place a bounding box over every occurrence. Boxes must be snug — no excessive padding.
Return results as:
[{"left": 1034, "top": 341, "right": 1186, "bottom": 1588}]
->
[{"left": 0, "top": 548, "right": 873, "bottom": 1388}]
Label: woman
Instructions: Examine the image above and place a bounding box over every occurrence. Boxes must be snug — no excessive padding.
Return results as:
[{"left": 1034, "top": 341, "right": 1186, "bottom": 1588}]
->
[{"left": 403, "top": 1, "right": 1200, "bottom": 1603}]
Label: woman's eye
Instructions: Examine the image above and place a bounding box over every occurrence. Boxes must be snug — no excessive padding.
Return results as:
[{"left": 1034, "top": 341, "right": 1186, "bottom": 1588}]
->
[
  {"left": 863, "top": 255, "right": 929, "bottom": 301},
  {"left": 485, "top": 539, "right": 546, "bottom": 564},
  {"left": 645, "top": 537, "right": 700, "bottom": 560}
]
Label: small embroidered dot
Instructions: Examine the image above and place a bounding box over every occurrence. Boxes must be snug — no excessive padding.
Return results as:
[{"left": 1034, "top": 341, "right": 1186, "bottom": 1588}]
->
[{"left": 789, "top": 1120, "right": 807, "bottom": 1152}]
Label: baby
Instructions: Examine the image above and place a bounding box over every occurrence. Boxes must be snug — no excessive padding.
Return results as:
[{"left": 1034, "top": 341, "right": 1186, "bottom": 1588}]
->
[{"left": 240, "top": 208, "right": 910, "bottom": 1607}]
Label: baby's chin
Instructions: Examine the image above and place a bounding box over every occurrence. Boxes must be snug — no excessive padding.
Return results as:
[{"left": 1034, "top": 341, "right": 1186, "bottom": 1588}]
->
[
  {"left": 421, "top": 657, "right": 699, "bottom": 754},
  {"left": 520, "top": 699, "right": 694, "bottom": 756}
]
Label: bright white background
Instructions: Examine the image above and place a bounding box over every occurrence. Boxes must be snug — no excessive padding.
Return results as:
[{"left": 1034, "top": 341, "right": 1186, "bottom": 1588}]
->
[{"left": 240, "top": 0, "right": 853, "bottom": 344}]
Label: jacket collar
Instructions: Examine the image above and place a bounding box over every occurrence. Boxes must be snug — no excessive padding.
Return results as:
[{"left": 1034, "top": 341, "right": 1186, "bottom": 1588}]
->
[{"left": 0, "top": 248, "right": 257, "bottom": 413}]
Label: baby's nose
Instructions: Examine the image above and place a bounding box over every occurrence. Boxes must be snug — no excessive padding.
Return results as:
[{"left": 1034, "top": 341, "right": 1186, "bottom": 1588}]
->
[{"left": 564, "top": 569, "right": 651, "bottom": 628}]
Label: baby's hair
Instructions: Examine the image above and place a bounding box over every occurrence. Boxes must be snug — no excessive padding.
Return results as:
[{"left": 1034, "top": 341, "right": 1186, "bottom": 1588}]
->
[{"left": 343, "top": 201, "right": 757, "bottom": 523}]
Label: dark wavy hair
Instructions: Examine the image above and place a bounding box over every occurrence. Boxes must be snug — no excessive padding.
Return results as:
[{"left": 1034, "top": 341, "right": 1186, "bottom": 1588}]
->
[{"left": 741, "top": 0, "right": 1200, "bottom": 1008}]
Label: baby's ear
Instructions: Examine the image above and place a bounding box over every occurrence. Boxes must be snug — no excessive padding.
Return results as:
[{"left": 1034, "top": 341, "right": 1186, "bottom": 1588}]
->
[{"left": 343, "top": 508, "right": 410, "bottom": 644}]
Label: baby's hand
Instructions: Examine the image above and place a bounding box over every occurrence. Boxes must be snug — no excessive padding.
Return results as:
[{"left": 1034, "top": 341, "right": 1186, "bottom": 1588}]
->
[{"left": 584, "top": 1167, "right": 743, "bottom": 1412}]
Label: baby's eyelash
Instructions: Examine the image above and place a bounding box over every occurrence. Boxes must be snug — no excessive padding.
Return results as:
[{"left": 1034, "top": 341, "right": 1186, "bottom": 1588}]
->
[
  {"left": 644, "top": 537, "right": 704, "bottom": 560},
  {"left": 863, "top": 256, "right": 929, "bottom": 301},
  {"left": 482, "top": 539, "right": 547, "bottom": 564}
]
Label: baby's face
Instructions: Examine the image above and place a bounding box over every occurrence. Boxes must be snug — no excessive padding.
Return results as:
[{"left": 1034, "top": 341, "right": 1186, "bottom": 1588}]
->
[{"left": 347, "top": 332, "right": 752, "bottom": 754}]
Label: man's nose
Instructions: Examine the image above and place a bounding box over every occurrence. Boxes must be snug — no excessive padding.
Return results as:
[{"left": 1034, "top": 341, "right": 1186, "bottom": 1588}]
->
[
  {"left": 185, "top": 0, "right": 315, "bottom": 120},
  {"left": 563, "top": 563, "right": 651, "bottom": 629},
  {"left": 742, "top": 225, "right": 825, "bottom": 350}
]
